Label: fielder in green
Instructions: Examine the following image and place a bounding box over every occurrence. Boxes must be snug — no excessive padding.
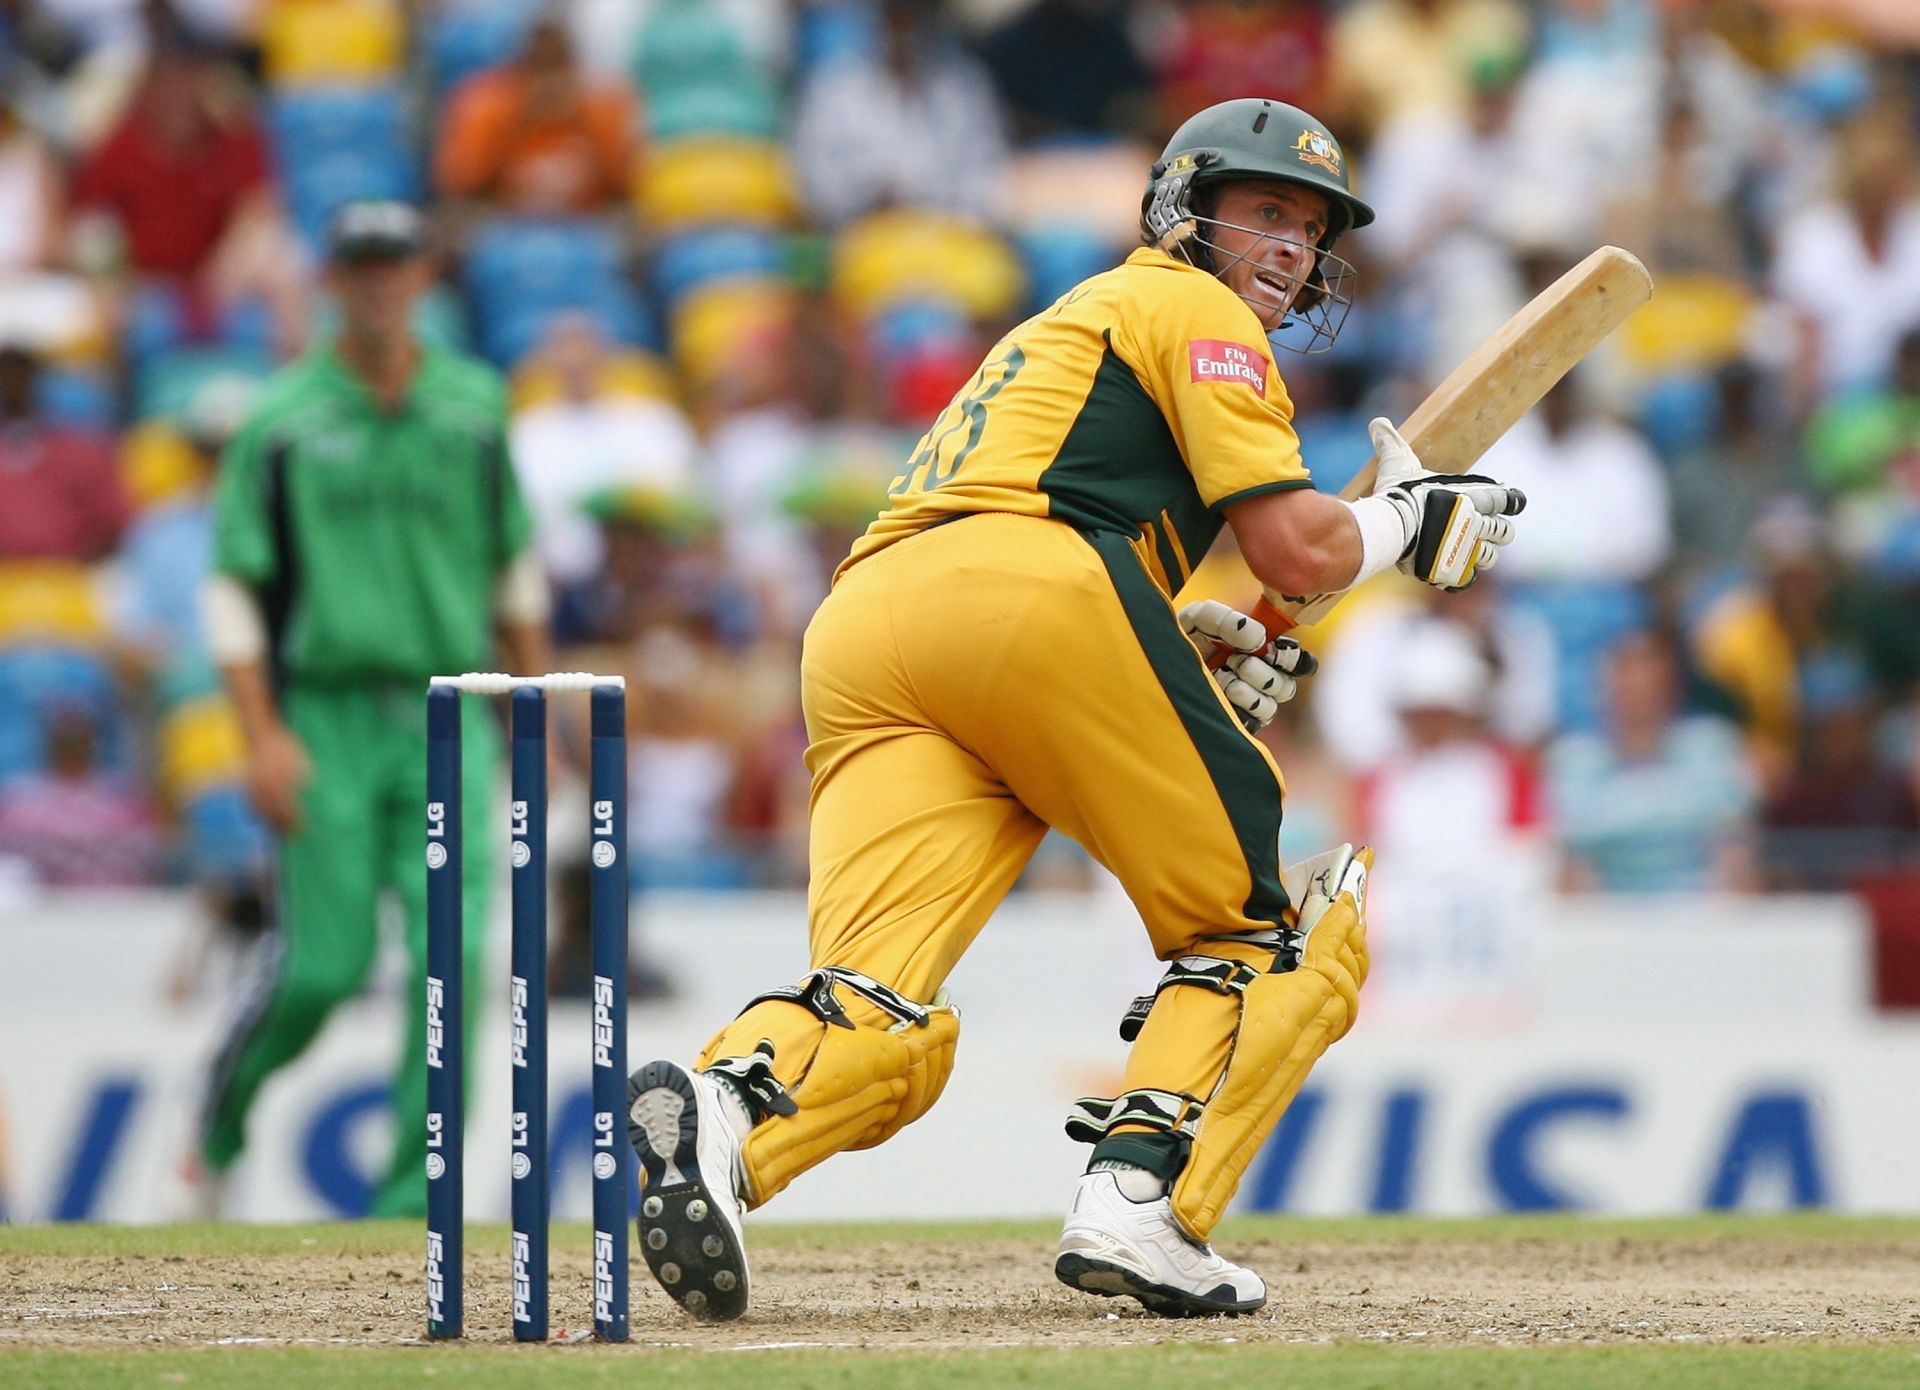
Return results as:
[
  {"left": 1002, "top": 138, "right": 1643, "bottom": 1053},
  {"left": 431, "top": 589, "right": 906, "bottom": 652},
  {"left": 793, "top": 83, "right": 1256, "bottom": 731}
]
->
[{"left": 196, "top": 201, "right": 551, "bottom": 1217}]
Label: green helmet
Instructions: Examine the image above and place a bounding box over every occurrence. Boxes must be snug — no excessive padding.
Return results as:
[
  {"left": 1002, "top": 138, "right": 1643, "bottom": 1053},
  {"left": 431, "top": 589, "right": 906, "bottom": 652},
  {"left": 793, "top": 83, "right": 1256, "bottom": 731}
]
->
[{"left": 1142, "top": 98, "right": 1374, "bottom": 251}]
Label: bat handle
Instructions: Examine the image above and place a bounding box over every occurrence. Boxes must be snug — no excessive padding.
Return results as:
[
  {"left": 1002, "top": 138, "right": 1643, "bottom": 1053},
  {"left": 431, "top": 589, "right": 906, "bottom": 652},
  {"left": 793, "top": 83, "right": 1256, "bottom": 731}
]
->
[{"left": 1202, "top": 594, "right": 1295, "bottom": 670}]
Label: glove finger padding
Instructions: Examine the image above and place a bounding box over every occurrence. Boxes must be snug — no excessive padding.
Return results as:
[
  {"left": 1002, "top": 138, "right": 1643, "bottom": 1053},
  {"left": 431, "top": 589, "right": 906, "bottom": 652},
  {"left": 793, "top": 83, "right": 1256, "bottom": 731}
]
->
[
  {"left": 1180, "top": 598, "right": 1268, "bottom": 655},
  {"left": 1213, "top": 665, "right": 1285, "bottom": 731}
]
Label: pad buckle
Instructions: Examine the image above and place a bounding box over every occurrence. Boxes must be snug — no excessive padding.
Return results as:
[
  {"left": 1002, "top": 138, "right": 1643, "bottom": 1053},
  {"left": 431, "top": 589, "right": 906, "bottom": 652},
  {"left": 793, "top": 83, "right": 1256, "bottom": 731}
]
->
[
  {"left": 1065, "top": 1088, "right": 1204, "bottom": 1145},
  {"left": 1118, "top": 953, "right": 1264, "bottom": 1042},
  {"left": 742, "top": 966, "right": 933, "bottom": 1031},
  {"left": 703, "top": 1039, "right": 798, "bottom": 1120}
]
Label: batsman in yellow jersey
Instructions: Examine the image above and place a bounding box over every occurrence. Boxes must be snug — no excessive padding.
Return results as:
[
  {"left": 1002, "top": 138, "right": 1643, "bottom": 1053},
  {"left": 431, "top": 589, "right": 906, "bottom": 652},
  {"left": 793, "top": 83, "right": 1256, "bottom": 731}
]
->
[{"left": 627, "top": 98, "right": 1528, "bottom": 1320}]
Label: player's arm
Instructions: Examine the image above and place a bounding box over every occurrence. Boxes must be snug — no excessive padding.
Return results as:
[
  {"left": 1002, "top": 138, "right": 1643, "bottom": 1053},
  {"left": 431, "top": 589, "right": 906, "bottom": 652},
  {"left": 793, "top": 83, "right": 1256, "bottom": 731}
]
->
[
  {"left": 205, "top": 418, "right": 312, "bottom": 833},
  {"left": 1228, "top": 418, "right": 1524, "bottom": 599}
]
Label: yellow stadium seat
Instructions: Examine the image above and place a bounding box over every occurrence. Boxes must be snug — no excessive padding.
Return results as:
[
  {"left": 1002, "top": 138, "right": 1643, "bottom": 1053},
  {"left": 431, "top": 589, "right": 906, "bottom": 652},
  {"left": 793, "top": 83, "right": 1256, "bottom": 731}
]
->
[
  {"left": 158, "top": 694, "right": 250, "bottom": 803},
  {"left": 634, "top": 139, "right": 797, "bottom": 231},
  {"left": 510, "top": 350, "right": 679, "bottom": 412},
  {"left": 0, "top": 562, "right": 110, "bottom": 645},
  {"left": 669, "top": 278, "right": 794, "bottom": 389},
  {"left": 261, "top": 0, "right": 405, "bottom": 86},
  {"left": 1618, "top": 274, "right": 1753, "bottom": 374},
  {"left": 121, "top": 421, "right": 207, "bottom": 510},
  {"left": 832, "top": 210, "right": 1025, "bottom": 322}
]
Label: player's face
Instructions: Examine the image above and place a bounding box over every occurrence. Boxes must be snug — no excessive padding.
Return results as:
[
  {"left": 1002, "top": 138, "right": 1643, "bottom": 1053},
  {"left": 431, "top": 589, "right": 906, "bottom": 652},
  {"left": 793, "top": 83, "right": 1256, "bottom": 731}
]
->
[
  {"left": 1204, "top": 180, "right": 1328, "bottom": 330},
  {"left": 329, "top": 255, "right": 431, "bottom": 348}
]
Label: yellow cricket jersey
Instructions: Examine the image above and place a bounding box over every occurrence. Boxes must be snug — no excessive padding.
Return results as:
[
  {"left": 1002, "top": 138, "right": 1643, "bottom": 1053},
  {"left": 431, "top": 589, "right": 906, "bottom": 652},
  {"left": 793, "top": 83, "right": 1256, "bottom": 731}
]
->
[{"left": 844, "top": 247, "right": 1313, "bottom": 597}]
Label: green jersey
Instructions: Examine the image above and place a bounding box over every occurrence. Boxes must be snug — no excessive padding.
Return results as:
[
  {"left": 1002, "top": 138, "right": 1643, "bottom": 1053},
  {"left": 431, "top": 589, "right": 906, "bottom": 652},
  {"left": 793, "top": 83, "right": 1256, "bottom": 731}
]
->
[{"left": 214, "top": 343, "right": 533, "bottom": 685}]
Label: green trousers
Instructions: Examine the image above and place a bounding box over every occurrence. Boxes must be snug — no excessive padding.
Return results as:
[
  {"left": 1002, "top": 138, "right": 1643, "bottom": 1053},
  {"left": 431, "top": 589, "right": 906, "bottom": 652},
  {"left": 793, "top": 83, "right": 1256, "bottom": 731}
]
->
[{"left": 202, "top": 682, "right": 496, "bottom": 1217}]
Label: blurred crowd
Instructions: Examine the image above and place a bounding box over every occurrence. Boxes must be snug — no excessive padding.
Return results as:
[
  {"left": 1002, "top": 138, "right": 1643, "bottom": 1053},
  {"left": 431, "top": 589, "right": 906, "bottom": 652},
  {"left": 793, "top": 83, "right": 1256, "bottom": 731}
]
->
[{"left": 1, "top": 0, "right": 1917, "bottom": 926}]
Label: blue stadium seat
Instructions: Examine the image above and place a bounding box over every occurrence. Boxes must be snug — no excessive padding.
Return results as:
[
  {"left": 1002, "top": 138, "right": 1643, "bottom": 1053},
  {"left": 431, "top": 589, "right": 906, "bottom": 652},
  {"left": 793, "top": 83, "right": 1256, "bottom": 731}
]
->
[
  {"left": 651, "top": 227, "right": 785, "bottom": 311},
  {"left": 0, "top": 647, "right": 126, "bottom": 784},
  {"left": 1509, "top": 581, "right": 1654, "bottom": 734},
  {"left": 122, "top": 285, "right": 275, "bottom": 368},
  {"left": 34, "top": 369, "right": 116, "bottom": 430},
  {"left": 423, "top": 0, "right": 542, "bottom": 96},
  {"left": 181, "top": 785, "right": 273, "bottom": 883},
  {"left": 268, "top": 88, "right": 421, "bottom": 253},
  {"left": 1015, "top": 226, "right": 1116, "bottom": 315},
  {"left": 463, "top": 218, "right": 652, "bottom": 366}
]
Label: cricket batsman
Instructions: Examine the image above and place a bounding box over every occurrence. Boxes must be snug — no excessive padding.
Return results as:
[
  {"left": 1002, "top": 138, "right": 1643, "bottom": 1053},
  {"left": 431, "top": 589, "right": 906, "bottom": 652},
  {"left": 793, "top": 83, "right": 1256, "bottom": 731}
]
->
[
  {"left": 194, "top": 201, "right": 550, "bottom": 1217},
  {"left": 627, "top": 99, "right": 1526, "bottom": 1318}
]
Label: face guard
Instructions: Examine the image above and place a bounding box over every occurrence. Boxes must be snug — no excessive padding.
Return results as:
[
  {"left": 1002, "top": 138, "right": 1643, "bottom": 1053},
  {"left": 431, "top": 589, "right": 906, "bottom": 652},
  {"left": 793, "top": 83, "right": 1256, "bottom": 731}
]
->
[{"left": 1176, "top": 208, "right": 1357, "bottom": 355}]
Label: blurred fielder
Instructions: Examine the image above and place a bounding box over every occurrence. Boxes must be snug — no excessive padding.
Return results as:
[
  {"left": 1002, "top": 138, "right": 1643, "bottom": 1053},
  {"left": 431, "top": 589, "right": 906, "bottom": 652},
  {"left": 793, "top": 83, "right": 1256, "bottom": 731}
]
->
[
  {"left": 628, "top": 99, "right": 1525, "bottom": 1318},
  {"left": 194, "top": 201, "right": 550, "bottom": 1218}
]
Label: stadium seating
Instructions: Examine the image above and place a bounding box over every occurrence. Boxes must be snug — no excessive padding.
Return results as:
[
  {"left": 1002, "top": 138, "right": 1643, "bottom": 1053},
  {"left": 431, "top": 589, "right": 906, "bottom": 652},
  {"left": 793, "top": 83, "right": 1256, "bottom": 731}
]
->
[
  {"left": 268, "top": 87, "right": 422, "bottom": 254},
  {"left": 420, "top": 0, "right": 543, "bottom": 97},
  {"left": 636, "top": 139, "right": 796, "bottom": 231},
  {"left": 463, "top": 217, "right": 652, "bottom": 367},
  {"left": 261, "top": 0, "right": 406, "bottom": 87}
]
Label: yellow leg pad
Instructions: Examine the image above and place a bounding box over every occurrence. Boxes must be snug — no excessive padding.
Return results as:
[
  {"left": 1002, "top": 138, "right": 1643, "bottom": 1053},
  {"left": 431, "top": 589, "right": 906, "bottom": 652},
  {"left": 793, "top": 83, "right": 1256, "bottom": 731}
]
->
[
  {"left": 1170, "top": 859, "right": 1371, "bottom": 1241},
  {"left": 696, "top": 991, "right": 960, "bottom": 1207}
]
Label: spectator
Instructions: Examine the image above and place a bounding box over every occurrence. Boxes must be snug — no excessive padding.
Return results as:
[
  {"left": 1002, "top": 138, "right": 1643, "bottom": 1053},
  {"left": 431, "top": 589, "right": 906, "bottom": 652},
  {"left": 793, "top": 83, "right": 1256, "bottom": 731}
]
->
[
  {"left": 509, "top": 314, "right": 697, "bottom": 592},
  {"left": 112, "top": 370, "right": 258, "bottom": 668},
  {"left": 435, "top": 16, "right": 637, "bottom": 216},
  {"left": 67, "top": 24, "right": 281, "bottom": 293},
  {"left": 0, "top": 97, "right": 63, "bottom": 275},
  {"left": 1354, "top": 619, "right": 1550, "bottom": 1018},
  {"left": 1762, "top": 651, "right": 1920, "bottom": 890},
  {"left": 1769, "top": 112, "right": 1920, "bottom": 409},
  {"left": 0, "top": 706, "right": 162, "bottom": 889},
  {"left": 1550, "top": 628, "right": 1757, "bottom": 893},
  {"left": 1326, "top": 0, "right": 1530, "bottom": 141},
  {"left": 1804, "top": 325, "right": 1920, "bottom": 571},
  {"left": 0, "top": 342, "right": 129, "bottom": 563},
  {"left": 1475, "top": 372, "right": 1672, "bottom": 585},
  {"left": 1667, "top": 359, "right": 1803, "bottom": 572},
  {"left": 974, "top": 0, "right": 1155, "bottom": 144},
  {"left": 791, "top": 0, "right": 1009, "bottom": 227},
  {"left": 1312, "top": 575, "right": 1558, "bottom": 770},
  {"left": 1690, "top": 496, "right": 1885, "bottom": 783}
]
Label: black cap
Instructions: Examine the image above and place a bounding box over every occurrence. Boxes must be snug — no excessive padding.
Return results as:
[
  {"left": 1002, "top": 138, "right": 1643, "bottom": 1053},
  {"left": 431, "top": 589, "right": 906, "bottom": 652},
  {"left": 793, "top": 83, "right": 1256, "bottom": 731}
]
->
[{"left": 327, "top": 200, "right": 427, "bottom": 264}]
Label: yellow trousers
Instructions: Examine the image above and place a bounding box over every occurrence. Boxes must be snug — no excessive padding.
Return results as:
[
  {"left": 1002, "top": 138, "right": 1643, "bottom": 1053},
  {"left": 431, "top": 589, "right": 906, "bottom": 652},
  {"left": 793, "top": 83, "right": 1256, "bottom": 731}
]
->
[{"left": 703, "top": 513, "right": 1299, "bottom": 1204}]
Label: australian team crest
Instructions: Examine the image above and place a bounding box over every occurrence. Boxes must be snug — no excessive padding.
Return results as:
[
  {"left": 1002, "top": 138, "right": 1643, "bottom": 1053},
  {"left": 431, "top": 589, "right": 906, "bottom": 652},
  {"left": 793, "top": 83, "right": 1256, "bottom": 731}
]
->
[{"left": 1294, "top": 129, "right": 1341, "bottom": 175}]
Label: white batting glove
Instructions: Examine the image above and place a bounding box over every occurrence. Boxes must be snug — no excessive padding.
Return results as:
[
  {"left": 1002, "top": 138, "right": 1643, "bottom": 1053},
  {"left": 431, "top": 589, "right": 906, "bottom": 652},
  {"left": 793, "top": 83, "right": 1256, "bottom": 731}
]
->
[
  {"left": 1180, "top": 598, "right": 1319, "bottom": 733},
  {"left": 1367, "top": 417, "right": 1525, "bottom": 590}
]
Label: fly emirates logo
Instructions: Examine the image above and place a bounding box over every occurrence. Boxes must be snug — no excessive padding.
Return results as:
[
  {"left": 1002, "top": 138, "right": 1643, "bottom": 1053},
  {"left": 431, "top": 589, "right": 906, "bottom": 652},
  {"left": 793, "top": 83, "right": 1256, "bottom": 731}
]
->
[{"left": 1187, "top": 339, "right": 1268, "bottom": 397}]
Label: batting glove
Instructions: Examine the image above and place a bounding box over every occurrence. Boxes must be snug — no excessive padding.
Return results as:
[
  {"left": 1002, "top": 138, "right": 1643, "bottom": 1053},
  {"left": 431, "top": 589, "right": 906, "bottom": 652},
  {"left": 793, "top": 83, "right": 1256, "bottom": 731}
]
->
[
  {"left": 1367, "top": 417, "right": 1525, "bottom": 590},
  {"left": 1180, "top": 598, "right": 1319, "bottom": 733}
]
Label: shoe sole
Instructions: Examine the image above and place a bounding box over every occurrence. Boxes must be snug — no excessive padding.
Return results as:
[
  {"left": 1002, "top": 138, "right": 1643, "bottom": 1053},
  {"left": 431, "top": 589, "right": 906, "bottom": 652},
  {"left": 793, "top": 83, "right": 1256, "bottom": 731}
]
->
[
  {"left": 1054, "top": 1251, "right": 1264, "bottom": 1318},
  {"left": 627, "top": 1061, "right": 749, "bottom": 1322}
]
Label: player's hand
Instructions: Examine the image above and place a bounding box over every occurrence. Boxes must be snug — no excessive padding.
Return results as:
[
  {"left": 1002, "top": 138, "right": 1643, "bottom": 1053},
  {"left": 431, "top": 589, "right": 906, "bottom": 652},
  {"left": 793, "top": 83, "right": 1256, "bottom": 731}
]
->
[
  {"left": 1367, "top": 417, "right": 1525, "bottom": 590},
  {"left": 245, "top": 721, "right": 312, "bottom": 833},
  {"left": 1180, "top": 598, "right": 1318, "bottom": 733}
]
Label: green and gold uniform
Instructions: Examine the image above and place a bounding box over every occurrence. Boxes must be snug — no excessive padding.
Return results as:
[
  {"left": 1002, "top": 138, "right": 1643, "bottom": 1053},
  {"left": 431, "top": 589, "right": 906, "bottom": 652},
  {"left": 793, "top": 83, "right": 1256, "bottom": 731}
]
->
[
  {"left": 697, "top": 248, "right": 1341, "bottom": 1233},
  {"left": 203, "top": 343, "right": 532, "bottom": 1217}
]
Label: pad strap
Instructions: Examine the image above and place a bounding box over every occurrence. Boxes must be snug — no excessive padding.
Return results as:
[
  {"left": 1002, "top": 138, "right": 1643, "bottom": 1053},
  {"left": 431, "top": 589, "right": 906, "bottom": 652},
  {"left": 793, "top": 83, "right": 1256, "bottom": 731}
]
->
[
  {"left": 702, "top": 1039, "right": 798, "bottom": 1122},
  {"left": 741, "top": 966, "right": 932, "bottom": 1031},
  {"left": 1119, "top": 945, "right": 1306, "bottom": 1042},
  {"left": 1064, "top": 1088, "right": 1205, "bottom": 1145}
]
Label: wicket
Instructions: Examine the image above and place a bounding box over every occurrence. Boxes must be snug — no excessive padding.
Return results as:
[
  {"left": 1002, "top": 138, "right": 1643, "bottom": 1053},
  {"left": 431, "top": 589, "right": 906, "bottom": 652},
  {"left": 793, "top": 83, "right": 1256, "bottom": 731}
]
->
[{"left": 425, "top": 672, "right": 630, "bottom": 1342}]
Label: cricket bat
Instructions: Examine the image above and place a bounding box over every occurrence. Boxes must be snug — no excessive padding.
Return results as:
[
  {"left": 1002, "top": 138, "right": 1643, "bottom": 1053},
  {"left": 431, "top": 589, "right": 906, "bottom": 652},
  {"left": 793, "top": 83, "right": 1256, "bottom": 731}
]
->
[{"left": 1236, "top": 245, "right": 1653, "bottom": 640}]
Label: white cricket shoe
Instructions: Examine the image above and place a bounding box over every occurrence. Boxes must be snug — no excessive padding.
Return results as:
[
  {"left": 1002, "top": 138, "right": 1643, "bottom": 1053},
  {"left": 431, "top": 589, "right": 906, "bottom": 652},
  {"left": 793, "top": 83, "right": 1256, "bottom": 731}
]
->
[
  {"left": 627, "top": 1060, "right": 752, "bottom": 1321},
  {"left": 1055, "top": 1170, "right": 1267, "bottom": 1317}
]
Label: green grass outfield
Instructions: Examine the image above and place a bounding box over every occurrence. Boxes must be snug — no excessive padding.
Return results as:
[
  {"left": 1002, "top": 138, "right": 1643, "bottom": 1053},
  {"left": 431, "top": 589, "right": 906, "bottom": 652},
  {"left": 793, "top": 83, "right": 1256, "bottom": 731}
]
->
[{"left": 6, "top": 1216, "right": 1919, "bottom": 1389}]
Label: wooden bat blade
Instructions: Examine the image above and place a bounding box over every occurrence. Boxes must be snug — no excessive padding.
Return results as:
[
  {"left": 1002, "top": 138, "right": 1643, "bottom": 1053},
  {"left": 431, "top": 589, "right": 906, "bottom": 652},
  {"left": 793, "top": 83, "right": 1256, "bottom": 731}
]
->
[{"left": 1340, "top": 245, "right": 1653, "bottom": 500}]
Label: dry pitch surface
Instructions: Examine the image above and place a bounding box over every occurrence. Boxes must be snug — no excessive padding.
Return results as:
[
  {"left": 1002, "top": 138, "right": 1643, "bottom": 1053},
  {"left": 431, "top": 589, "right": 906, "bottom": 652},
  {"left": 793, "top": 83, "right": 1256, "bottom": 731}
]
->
[{"left": 5, "top": 1217, "right": 1920, "bottom": 1387}]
